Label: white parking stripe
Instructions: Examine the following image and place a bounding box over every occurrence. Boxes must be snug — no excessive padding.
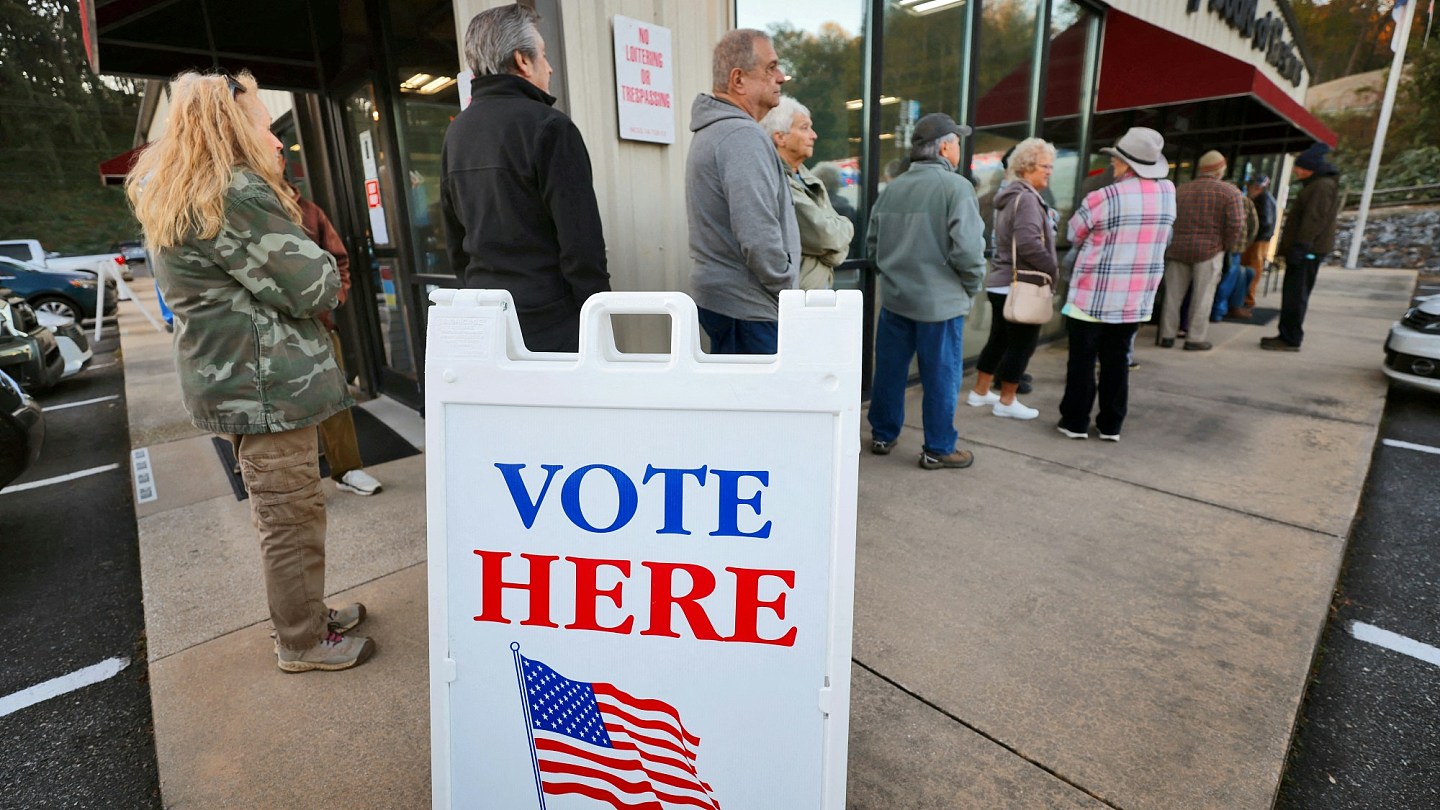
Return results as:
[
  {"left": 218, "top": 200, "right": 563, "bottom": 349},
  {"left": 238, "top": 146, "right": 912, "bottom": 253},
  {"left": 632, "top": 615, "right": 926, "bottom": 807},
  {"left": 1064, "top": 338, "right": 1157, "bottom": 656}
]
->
[
  {"left": 0, "top": 463, "right": 120, "bottom": 495},
  {"left": 1350, "top": 622, "right": 1440, "bottom": 668},
  {"left": 1382, "top": 438, "right": 1440, "bottom": 456},
  {"left": 43, "top": 395, "right": 119, "bottom": 412},
  {"left": 0, "top": 657, "right": 130, "bottom": 718}
]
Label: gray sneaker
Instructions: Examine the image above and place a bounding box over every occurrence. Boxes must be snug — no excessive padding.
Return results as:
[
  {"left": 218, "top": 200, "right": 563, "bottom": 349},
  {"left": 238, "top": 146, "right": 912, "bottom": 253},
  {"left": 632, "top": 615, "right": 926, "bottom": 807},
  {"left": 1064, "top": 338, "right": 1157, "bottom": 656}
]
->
[
  {"left": 277, "top": 631, "right": 376, "bottom": 673},
  {"left": 328, "top": 603, "right": 366, "bottom": 634}
]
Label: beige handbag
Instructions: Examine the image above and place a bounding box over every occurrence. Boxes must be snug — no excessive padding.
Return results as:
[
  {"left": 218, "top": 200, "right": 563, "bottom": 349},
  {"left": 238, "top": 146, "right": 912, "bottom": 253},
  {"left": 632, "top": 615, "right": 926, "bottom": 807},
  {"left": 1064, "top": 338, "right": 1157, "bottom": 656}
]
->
[{"left": 1002, "top": 235, "right": 1054, "bottom": 325}]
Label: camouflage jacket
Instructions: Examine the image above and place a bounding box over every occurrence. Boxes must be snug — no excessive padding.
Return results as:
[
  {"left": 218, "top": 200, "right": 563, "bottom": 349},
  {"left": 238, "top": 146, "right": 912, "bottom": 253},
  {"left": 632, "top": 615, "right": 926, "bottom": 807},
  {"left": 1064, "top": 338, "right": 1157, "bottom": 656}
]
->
[{"left": 154, "top": 170, "right": 353, "bottom": 434}]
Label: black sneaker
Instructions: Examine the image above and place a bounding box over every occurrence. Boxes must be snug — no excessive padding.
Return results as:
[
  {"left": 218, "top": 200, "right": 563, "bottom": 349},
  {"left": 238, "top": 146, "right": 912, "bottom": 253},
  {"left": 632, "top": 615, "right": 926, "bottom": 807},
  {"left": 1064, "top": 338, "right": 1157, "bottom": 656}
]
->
[
  {"left": 870, "top": 438, "right": 897, "bottom": 455},
  {"left": 1259, "top": 336, "right": 1300, "bottom": 352},
  {"left": 918, "top": 448, "right": 974, "bottom": 469}
]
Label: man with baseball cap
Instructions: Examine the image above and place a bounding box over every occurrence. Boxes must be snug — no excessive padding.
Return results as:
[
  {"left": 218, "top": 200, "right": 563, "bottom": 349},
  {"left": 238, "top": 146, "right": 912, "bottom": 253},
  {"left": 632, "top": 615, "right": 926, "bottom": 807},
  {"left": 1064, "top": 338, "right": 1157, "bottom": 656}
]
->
[
  {"left": 866, "top": 112, "right": 986, "bottom": 470},
  {"left": 1235, "top": 174, "right": 1277, "bottom": 319}
]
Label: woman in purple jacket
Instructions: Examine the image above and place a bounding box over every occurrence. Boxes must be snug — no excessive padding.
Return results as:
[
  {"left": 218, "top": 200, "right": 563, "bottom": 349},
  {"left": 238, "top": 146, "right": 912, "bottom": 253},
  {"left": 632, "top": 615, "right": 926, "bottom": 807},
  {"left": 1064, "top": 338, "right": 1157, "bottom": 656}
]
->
[{"left": 967, "top": 138, "right": 1058, "bottom": 421}]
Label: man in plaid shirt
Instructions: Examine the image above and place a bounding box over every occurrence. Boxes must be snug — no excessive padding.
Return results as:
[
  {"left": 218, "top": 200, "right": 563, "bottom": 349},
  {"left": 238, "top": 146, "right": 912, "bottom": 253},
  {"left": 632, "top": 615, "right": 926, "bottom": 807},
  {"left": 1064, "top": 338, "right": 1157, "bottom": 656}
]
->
[{"left": 1158, "top": 150, "right": 1246, "bottom": 351}]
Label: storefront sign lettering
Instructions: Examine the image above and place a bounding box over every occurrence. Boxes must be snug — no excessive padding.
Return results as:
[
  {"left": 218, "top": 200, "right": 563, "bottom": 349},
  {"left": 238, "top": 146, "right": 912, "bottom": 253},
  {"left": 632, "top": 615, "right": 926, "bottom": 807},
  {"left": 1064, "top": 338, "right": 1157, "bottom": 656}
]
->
[{"left": 1186, "top": 0, "right": 1306, "bottom": 87}]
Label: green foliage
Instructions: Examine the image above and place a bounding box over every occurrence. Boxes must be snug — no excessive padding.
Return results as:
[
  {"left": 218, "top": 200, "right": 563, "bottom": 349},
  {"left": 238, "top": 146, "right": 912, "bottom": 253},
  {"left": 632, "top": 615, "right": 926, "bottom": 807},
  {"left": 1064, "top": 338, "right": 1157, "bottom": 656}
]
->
[
  {"left": 0, "top": 0, "right": 142, "bottom": 251},
  {"left": 768, "top": 21, "right": 863, "bottom": 166},
  {"left": 1292, "top": 0, "right": 1426, "bottom": 83}
]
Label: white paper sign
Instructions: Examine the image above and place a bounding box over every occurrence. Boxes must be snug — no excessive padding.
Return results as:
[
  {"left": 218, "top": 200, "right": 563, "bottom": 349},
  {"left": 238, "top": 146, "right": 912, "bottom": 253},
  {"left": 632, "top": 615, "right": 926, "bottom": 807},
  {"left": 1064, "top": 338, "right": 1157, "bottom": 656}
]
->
[
  {"left": 612, "top": 16, "right": 676, "bottom": 144},
  {"left": 358, "top": 130, "right": 389, "bottom": 245},
  {"left": 425, "top": 290, "right": 861, "bottom": 810}
]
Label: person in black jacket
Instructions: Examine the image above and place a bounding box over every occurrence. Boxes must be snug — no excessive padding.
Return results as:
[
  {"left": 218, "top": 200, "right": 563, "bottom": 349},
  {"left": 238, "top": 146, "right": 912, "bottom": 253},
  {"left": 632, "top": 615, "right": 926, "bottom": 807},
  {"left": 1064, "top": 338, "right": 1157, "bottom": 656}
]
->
[
  {"left": 1261, "top": 142, "right": 1341, "bottom": 352},
  {"left": 441, "top": 4, "right": 610, "bottom": 352}
]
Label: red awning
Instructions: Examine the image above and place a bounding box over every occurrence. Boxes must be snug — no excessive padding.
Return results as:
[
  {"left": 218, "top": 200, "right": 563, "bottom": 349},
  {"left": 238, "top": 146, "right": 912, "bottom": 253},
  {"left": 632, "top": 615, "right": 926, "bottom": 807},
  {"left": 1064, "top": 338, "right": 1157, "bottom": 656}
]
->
[
  {"left": 1098, "top": 10, "right": 1336, "bottom": 147},
  {"left": 974, "top": 9, "right": 1336, "bottom": 150},
  {"left": 99, "top": 144, "right": 148, "bottom": 186}
]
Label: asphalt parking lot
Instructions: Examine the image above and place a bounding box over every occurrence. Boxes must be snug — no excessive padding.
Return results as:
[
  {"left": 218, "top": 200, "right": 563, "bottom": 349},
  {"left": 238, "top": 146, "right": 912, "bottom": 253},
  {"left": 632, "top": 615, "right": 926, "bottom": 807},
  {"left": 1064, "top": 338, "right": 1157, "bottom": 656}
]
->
[
  {"left": 0, "top": 328, "right": 162, "bottom": 809},
  {"left": 1278, "top": 282, "right": 1440, "bottom": 809}
]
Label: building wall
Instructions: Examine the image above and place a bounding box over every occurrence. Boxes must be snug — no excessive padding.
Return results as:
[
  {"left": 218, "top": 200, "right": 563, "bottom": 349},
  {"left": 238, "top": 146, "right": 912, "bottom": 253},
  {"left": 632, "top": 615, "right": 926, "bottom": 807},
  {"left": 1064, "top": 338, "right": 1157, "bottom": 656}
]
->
[
  {"left": 452, "top": 0, "right": 732, "bottom": 351},
  {"left": 1107, "top": 0, "right": 1312, "bottom": 101}
]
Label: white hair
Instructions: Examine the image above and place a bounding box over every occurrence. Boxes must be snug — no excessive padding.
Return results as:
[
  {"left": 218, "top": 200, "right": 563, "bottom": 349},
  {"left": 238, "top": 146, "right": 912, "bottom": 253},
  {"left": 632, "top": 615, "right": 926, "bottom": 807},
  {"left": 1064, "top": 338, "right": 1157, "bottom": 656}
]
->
[
  {"left": 1007, "top": 137, "right": 1057, "bottom": 181},
  {"left": 760, "top": 96, "right": 811, "bottom": 138},
  {"left": 911, "top": 132, "right": 958, "bottom": 162}
]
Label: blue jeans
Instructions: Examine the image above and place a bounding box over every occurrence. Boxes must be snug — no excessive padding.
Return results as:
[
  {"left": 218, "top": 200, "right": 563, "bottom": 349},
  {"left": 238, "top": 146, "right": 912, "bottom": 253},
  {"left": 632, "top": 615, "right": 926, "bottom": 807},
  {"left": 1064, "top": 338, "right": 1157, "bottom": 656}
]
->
[
  {"left": 868, "top": 308, "right": 965, "bottom": 455},
  {"left": 698, "top": 307, "right": 778, "bottom": 355},
  {"left": 1211, "top": 254, "right": 1255, "bottom": 320}
]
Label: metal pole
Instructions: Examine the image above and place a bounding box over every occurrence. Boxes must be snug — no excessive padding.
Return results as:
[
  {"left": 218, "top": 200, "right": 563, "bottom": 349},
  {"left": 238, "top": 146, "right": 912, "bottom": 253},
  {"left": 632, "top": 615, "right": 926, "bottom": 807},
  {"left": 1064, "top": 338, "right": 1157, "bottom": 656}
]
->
[{"left": 1346, "top": 0, "right": 1417, "bottom": 269}]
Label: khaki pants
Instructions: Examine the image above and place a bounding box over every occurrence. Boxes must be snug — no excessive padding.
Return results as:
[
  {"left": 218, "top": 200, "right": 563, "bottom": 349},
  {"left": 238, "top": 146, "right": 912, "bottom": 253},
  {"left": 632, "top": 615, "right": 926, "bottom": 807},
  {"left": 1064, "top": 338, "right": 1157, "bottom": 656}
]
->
[
  {"left": 1159, "top": 253, "right": 1224, "bottom": 344},
  {"left": 1241, "top": 239, "right": 1270, "bottom": 308},
  {"left": 230, "top": 427, "right": 328, "bottom": 651},
  {"left": 316, "top": 331, "right": 363, "bottom": 480}
]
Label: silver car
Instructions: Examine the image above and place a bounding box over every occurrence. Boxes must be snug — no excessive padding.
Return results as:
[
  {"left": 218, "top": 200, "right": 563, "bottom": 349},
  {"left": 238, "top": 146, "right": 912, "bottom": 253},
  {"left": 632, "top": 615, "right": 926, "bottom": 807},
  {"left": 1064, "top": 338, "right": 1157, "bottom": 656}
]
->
[{"left": 1383, "top": 294, "right": 1440, "bottom": 394}]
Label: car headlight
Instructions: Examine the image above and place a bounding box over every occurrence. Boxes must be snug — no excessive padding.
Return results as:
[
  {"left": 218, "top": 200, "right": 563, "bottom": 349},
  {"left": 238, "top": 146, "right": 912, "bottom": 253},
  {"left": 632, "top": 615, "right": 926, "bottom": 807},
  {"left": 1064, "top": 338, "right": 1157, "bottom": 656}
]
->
[{"left": 70, "top": 279, "right": 98, "bottom": 289}]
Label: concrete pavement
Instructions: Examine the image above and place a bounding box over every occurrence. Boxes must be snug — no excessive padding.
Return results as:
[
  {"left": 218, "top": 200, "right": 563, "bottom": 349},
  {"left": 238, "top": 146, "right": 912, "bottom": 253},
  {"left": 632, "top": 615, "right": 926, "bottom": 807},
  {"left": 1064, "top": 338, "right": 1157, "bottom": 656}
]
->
[{"left": 118, "top": 267, "right": 1416, "bottom": 809}]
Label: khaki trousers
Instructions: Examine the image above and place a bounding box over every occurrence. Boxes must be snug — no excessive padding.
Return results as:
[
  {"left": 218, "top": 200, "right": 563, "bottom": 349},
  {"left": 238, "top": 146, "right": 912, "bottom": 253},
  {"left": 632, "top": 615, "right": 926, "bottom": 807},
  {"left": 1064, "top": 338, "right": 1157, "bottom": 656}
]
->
[
  {"left": 1160, "top": 252, "right": 1224, "bottom": 344},
  {"left": 230, "top": 427, "right": 328, "bottom": 651},
  {"left": 1241, "top": 239, "right": 1270, "bottom": 308},
  {"left": 316, "top": 331, "right": 363, "bottom": 480}
]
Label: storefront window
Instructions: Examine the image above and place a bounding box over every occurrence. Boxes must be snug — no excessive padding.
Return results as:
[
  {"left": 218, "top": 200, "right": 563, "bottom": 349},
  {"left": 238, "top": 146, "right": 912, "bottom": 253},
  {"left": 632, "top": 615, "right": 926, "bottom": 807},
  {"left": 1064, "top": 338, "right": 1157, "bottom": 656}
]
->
[
  {"left": 972, "top": 0, "right": 1041, "bottom": 239},
  {"left": 737, "top": 0, "right": 866, "bottom": 256},
  {"left": 879, "top": 0, "right": 969, "bottom": 191},
  {"left": 390, "top": 0, "right": 460, "bottom": 278},
  {"left": 1043, "top": 0, "right": 1099, "bottom": 239}
]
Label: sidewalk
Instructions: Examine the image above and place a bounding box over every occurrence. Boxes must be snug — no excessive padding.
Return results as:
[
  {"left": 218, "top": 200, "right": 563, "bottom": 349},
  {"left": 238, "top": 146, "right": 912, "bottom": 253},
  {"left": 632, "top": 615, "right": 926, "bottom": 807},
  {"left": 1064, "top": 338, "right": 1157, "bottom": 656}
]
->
[{"left": 119, "top": 267, "right": 1416, "bottom": 809}]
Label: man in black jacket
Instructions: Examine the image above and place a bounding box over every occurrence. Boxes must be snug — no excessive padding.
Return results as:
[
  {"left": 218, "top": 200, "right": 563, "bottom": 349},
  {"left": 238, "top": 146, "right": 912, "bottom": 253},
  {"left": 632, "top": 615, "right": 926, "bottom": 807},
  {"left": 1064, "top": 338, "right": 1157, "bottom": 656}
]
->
[
  {"left": 441, "top": 4, "right": 610, "bottom": 352},
  {"left": 1261, "top": 143, "right": 1341, "bottom": 352}
]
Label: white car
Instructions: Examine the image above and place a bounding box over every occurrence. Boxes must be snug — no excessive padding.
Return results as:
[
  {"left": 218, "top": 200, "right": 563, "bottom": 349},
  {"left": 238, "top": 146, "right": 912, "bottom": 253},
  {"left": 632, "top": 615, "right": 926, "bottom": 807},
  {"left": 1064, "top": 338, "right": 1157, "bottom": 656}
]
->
[
  {"left": 1383, "top": 294, "right": 1440, "bottom": 394},
  {"left": 35, "top": 310, "right": 93, "bottom": 379}
]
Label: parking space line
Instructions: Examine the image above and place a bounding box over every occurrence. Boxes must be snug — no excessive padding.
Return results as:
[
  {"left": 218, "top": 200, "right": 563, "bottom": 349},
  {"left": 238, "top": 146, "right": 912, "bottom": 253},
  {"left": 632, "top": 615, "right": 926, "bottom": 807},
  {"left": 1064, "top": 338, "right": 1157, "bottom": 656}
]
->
[
  {"left": 1350, "top": 622, "right": 1440, "bottom": 668},
  {"left": 0, "top": 463, "right": 121, "bottom": 495},
  {"left": 0, "top": 657, "right": 130, "bottom": 719},
  {"left": 43, "top": 395, "right": 120, "bottom": 412},
  {"left": 1382, "top": 438, "right": 1440, "bottom": 456}
]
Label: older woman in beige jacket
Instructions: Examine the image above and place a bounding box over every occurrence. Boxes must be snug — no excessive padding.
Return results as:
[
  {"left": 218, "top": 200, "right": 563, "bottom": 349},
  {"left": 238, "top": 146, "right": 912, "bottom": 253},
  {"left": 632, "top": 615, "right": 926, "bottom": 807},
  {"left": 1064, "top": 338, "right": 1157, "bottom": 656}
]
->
[{"left": 761, "top": 96, "right": 854, "bottom": 290}]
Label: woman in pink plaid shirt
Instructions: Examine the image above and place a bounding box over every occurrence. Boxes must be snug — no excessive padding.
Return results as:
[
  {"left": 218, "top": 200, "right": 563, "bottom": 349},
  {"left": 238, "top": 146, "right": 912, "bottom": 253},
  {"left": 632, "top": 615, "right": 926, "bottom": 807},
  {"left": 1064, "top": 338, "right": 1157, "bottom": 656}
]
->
[{"left": 1057, "top": 127, "right": 1176, "bottom": 442}]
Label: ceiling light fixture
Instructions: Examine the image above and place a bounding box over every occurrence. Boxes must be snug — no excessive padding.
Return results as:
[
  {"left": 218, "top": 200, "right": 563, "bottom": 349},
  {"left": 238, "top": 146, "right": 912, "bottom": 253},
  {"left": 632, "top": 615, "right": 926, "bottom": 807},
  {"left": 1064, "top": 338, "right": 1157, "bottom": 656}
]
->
[{"left": 418, "top": 75, "right": 456, "bottom": 94}]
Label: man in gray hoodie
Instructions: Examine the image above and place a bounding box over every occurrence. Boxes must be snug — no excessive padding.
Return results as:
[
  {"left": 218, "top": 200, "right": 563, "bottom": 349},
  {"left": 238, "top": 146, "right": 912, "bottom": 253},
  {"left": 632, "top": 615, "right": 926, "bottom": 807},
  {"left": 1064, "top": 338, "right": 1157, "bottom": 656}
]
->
[
  {"left": 686, "top": 29, "right": 800, "bottom": 354},
  {"left": 866, "top": 113, "right": 987, "bottom": 470}
]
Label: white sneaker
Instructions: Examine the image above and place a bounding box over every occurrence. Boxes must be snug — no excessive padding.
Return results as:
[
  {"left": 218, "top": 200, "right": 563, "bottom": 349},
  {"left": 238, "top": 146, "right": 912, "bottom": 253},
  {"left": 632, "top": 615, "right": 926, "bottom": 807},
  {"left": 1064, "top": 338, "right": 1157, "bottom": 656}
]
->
[
  {"left": 966, "top": 390, "right": 1000, "bottom": 407},
  {"left": 1099, "top": 433, "right": 1121, "bottom": 442},
  {"left": 337, "top": 469, "right": 382, "bottom": 496},
  {"left": 992, "top": 399, "right": 1039, "bottom": 420}
]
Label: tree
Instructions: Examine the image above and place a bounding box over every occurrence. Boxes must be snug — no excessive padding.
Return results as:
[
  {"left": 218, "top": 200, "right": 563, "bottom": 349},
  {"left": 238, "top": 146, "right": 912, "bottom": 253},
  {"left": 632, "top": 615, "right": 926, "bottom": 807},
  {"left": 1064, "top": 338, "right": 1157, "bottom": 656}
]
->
[{"left": 0, "top": 0, "right": 142, "bottom": 252}]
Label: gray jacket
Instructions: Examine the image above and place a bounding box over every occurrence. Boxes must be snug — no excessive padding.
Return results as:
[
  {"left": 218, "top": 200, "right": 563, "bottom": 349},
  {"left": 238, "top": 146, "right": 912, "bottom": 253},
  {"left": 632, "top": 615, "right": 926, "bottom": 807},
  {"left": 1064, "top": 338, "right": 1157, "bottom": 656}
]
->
[
  {"left": 685, "top": 94, "right": 800, "bottom": 321},
  {"left": 985, "top": 179, "right": 1058, "bottom": 290},
  {"left": 866, "top": 159, "right": 987, "bottom": 322}
]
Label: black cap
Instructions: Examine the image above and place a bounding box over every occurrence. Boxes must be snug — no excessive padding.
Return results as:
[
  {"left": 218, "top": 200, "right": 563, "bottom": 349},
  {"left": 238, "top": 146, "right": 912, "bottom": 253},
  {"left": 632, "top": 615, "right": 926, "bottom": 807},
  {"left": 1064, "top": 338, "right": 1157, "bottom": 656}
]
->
[{"left": 912, "top": 112, "right": 972, "bottom": 144}]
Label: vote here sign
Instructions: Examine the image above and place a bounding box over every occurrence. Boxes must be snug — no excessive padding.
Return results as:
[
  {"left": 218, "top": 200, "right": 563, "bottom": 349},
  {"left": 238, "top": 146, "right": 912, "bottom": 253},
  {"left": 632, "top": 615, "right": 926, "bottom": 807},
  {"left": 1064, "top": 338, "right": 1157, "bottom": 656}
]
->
[{"left": 425, "top": 290, "right": 861, "bottom": 810}]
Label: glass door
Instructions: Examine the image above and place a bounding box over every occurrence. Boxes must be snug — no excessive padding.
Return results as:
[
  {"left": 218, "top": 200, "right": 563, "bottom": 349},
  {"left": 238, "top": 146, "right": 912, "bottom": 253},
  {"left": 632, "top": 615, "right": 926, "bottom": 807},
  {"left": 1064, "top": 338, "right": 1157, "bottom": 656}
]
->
[{"left": 340, "top": 81, "right": 421, "bottom": 398}]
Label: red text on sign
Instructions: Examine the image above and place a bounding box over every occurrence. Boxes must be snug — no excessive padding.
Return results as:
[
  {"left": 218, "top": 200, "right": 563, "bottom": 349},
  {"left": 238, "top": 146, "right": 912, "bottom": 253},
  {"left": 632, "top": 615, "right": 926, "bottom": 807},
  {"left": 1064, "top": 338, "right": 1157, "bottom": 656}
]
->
[{"left": 471, "top": 550, "right": 798, "bottom": 647}]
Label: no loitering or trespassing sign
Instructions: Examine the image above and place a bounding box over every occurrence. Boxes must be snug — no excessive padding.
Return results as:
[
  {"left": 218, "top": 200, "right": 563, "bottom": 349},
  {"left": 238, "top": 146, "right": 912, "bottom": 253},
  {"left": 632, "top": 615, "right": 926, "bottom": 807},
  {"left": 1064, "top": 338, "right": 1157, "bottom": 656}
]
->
[{"left": 425, "top": 289, "right": 861, "bottom": 809}]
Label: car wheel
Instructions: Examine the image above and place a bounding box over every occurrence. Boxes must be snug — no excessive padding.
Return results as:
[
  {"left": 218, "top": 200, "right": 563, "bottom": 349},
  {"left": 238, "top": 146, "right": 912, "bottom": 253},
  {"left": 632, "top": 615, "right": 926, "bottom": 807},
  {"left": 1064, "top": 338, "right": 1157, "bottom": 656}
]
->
[{"left": 33, "top": 296, "right": 83, "bottom": 323}]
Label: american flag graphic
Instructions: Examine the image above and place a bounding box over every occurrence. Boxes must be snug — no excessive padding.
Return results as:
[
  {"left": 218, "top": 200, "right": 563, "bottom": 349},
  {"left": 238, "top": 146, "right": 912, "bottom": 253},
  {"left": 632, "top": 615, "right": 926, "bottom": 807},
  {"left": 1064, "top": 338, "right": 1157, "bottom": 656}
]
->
[{"left": 515, "top": 652, "right": 721, "bottom": 810}]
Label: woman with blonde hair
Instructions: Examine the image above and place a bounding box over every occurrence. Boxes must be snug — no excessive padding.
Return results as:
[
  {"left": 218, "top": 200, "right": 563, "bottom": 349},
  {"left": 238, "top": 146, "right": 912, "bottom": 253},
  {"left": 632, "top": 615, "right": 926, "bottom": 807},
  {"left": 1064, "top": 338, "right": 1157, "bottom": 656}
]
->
[
  {"left": 967, "top": 137, "right": 1058, "bottom": 420},
  {"left": 126, "top": 71, "right": 374, "bottom": 672}
]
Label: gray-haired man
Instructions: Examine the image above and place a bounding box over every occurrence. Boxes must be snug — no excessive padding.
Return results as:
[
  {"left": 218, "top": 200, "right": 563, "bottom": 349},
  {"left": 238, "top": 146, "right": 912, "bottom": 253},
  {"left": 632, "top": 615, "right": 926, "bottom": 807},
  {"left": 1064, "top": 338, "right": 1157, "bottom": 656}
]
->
[
  {"left": 441, "top": 3, "right": 610, "bottom": 352},
  {"left": 866, "top": 113, "right": 986, "bottom": 470},
  {"left": 686, "top": 29, "right": 799, "bottom": 354}
]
